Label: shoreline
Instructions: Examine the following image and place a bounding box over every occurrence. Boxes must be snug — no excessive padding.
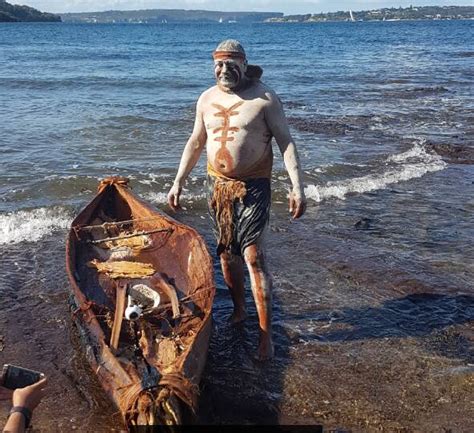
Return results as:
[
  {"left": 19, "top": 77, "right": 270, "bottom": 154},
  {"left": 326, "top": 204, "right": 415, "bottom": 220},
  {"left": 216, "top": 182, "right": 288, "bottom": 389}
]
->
[
  {"left": 2, "top": 18, "right": 473, "bottom": 24},
  {"left": 264, "top": 17, "right": 474, "bottom": 23}
]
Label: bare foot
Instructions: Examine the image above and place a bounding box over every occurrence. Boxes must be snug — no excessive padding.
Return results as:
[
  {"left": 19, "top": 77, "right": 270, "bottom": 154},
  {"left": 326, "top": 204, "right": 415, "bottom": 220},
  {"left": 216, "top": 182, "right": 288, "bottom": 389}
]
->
[
  {"left": 256, "top": 335, "right": 274, "bottom": 361},
  {"left": 228, "top": 309, "right": 247, "bottom": 325}
]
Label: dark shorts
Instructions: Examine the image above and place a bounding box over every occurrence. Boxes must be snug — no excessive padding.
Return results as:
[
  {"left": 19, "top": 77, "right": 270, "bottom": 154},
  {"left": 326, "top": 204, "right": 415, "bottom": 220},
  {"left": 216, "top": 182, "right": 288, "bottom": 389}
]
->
[{"left": 207, "top": 176, "right": 271, "bottom": 256}]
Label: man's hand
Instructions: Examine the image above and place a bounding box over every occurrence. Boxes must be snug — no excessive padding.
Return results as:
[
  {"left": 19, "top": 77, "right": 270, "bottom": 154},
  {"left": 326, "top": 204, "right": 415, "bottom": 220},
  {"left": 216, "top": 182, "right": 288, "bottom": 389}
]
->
[
  {"left": 289, "top": 190, "right": 307, "bottom": 219},
  {"left": 167, "top": 183, "right": 182, "bottom": 211},
  {"left": 12, "top": 377, "right": 48, "bottom": 411}
]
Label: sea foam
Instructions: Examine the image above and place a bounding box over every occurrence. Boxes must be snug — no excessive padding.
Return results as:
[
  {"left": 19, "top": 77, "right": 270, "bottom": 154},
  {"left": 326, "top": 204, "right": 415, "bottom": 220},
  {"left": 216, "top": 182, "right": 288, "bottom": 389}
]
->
[
  {"left": 305, "top": 144, "right": 447, "bottom": 202},
  {"left": 144, "top": 191, "right": 206, "bottom": 205},
  {"left": 143, "top": 192, "right": 169, "bottom": 204},
  {"left": 0, "top": 207, "right": 72, "bottom": 245}
]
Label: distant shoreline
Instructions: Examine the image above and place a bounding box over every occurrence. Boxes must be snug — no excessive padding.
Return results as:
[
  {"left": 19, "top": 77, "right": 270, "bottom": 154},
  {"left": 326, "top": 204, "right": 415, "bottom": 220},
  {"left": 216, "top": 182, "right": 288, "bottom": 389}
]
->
[
  {"left": 2, "top": 18, "right": 474, "bottom": 25},
  {"left": 1, "top": 2, "right": 473, "bottom": 24},
  {"left": 265, "top": 18, "right": 474, "bottom": 23},
  {"left": 265, "top": 6, "right": 474, "bottom": 23},
  {"left": 59, "top": 5, "right": 473, "bottom": 24}
]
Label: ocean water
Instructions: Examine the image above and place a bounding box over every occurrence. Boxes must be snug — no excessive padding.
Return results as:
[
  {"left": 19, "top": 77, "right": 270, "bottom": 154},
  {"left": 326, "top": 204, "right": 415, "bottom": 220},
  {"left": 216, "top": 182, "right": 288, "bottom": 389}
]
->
[{"left": 0, "top": 21, "right": 473, "bottom": 431}]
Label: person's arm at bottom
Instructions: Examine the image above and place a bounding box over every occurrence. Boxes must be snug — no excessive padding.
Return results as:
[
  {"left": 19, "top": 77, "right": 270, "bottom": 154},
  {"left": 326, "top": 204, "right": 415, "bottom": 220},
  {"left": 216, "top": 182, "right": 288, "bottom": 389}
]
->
[
  {"left": 3, "top": 412, "right": 26, "bottom": 433},
  {"left": 3, "top": 378, "right": 47, "bottom": 433}
]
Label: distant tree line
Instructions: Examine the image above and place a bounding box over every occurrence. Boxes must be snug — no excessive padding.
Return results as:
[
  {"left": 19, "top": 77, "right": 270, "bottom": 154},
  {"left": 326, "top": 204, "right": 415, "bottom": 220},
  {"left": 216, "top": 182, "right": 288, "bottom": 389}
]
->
[
  {"left": 1, "top": 2, "right": 472, "bottom": 24},
  {"left": 266, "top": 6, "right": 474, "bottom": 22},
  {"left": 0, "top": 0, "right": 61, "bottom": 22},
  {"left": 61, "top": 9, "right": 282, "bottom": 24}
]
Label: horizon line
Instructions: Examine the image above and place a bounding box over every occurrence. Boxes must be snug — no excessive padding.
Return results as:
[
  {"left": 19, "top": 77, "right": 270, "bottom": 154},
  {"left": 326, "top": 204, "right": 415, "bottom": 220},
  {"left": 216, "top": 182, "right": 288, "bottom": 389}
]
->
[{"left": 46, "top": 5, "right": 474, "bottom": 16}]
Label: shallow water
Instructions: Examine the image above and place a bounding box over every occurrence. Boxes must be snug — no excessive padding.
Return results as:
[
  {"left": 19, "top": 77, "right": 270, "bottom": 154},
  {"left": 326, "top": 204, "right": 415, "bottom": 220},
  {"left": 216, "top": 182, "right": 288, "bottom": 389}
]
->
[{"left": 0, "top": 20, "right": 473, "bottom": 431}]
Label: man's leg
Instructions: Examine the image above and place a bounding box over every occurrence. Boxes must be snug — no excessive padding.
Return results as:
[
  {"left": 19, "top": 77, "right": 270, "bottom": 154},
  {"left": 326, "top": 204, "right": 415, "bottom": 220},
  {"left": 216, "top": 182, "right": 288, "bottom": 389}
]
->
[
  {"left": 243, "top": 243, "right": 274, "bottom": 361},
  {"left": 220, "top": 251, "right": 247, "bottom": 324}
]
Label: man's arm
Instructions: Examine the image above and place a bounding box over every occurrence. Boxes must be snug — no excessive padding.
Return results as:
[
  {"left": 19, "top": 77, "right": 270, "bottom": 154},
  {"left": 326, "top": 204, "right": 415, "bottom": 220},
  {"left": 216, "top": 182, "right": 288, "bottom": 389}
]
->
[
  {"left": 167, "top": 96, "right": 207, "bottom": 210},
  {"left": 265, "top": 91, "right": 306, "bottom": 219}
]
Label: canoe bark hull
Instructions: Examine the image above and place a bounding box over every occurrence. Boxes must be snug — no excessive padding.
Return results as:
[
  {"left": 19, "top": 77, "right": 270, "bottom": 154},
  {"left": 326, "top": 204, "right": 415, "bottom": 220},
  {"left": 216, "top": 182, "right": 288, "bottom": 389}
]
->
[{"left": 65, "top": 177, "right": 215, "bottom": 428}]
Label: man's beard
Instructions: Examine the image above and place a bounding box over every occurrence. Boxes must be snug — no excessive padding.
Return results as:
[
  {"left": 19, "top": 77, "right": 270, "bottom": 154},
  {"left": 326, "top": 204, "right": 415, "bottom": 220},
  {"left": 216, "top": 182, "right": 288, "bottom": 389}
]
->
[{"left": 217, "top": 69, "right": 241, "bottom": 90}]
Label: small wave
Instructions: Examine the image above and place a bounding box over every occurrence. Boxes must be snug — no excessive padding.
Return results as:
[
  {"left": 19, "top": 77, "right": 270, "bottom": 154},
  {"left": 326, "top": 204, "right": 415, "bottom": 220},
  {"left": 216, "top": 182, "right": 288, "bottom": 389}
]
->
[
  {"left": 3, "top": 77, "right": 111, "bottom": 90},
  {"left": 382, "top": 86, "right": 450, "bottom": 100},
  {"left": 387, "top": 141, "right": 434, "bottom": 163},
  {"left": 455, "top": 51, "right": 474, "bottom": 58},
  {"left": 288, "top": 112, "right": 403, "bottom": 136},
  {"left": 3, "top": 77, "right": 201, "bottom": 91},
  {"left": 382, "top": 78, "right": 412, "bottom": 84},
  {"left": 136, "top": 174, "right": 162, "bottom": 186},
  {"left": 284, "top": 100, "right": 309, "bottom": 110},
  {"left": 106, "top": 115, "right": 160, "bottom": 125},
  {"left": 305, "top": 144, "right": 447, "bottom": 202},
  {"left": 0, "top": 207, "right": 72, "bottom": 245},
  {"left": 144, "top": 191, "right": 206, "bottom": 205},
  {"left": 143, "top": 192, "right": 169, "bottom": 204},
  {"left": 409, "top": 86, "right": 449, "bottom": 94},
  {"left": 425, "top": 142, "right": 474, "bottom": 165},
  {"left": 289, "top": 115, "right": 375, "bottom": 135}
]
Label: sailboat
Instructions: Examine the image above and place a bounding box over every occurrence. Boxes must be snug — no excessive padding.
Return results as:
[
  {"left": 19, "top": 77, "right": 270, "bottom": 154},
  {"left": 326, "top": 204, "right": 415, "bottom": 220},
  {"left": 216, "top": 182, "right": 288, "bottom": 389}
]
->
[{"left": 349, "top": 10, "right": 355, "bottom": 22}]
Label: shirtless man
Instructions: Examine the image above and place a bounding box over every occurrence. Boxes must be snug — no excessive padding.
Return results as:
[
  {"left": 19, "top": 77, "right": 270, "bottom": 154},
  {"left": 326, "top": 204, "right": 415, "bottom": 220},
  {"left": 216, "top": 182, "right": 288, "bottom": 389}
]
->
[{"left": 168, "top": 40, "right": 306, "bottom": 361}]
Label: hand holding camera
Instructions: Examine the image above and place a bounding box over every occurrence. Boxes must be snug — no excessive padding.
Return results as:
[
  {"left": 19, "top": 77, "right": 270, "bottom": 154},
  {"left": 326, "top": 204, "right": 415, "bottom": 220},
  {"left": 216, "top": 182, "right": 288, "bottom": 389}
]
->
[
  {"left": 1, "top": 364, "right": 48, "bottom": 432},
  {"left": 12, "top": 377, "right": 48, "bottom": 411},
  {"left": 1, "top": 364, "right": 45, "bottom": 390}
]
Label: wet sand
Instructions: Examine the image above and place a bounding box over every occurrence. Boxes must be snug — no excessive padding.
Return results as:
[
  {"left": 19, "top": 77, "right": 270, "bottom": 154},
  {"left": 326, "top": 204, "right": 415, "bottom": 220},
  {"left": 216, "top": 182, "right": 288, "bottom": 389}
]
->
[{"left": 199, "top": 214, "right": 473, "bottom": 432}]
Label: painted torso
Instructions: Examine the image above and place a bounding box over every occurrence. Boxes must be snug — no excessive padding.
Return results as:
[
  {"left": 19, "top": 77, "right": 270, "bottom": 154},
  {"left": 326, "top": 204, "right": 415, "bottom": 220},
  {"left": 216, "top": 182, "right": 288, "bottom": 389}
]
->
[{"left": 201, "top": 81, "right": 273, "bottom": 179}]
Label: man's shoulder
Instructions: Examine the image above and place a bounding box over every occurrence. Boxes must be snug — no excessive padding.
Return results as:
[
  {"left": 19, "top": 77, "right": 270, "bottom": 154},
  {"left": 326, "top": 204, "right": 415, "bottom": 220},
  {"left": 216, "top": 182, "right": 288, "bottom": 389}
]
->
[
  {"left": 198, "top": 86, "right": 219, "bottom": 101},
  {"left": 251, "top": 81, "right": 281, "bottom": 105}
]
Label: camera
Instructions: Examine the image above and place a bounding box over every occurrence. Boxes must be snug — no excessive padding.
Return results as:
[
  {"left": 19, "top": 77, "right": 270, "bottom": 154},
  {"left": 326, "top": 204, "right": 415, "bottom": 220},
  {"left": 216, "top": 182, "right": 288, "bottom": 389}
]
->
[{"left": 1, "top": 364, "right": 44, "bottom": 390}]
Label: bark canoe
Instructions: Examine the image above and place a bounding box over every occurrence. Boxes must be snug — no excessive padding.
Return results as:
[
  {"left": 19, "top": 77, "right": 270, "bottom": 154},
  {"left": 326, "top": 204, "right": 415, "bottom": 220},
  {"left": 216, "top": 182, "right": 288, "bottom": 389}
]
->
[{"left": 65, "top": 177, "right": 215, "bottom": 429}]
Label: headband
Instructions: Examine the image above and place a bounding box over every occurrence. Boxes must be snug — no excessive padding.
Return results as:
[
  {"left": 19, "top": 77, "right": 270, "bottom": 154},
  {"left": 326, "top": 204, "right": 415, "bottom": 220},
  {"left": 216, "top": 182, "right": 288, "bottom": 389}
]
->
[{"left": 212, "top": 50, "right": 246, "bottom": 61}]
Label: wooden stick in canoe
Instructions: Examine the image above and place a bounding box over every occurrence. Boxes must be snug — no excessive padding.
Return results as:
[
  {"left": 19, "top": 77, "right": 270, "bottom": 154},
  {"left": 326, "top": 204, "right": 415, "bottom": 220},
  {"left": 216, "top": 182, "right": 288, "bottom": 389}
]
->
[
  {"left": 110, "top": 283, "right": 128, "bottom": 352},
  {"left": 87, "top": 228, "right": 172, "bottom": 245}
]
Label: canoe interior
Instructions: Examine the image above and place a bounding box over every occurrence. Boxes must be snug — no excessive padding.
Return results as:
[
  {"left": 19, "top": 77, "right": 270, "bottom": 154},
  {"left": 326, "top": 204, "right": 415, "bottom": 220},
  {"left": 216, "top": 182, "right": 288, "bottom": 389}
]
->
[{"left": 66, "top": 182, "right": 215, "bottom": 426}]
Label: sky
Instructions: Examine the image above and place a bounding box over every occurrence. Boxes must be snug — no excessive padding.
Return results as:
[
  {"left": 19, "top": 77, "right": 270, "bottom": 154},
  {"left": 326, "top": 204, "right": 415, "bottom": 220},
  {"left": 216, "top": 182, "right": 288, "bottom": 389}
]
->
[{"left": 11, "top": 1, "right": 471, "bottom": 15}]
